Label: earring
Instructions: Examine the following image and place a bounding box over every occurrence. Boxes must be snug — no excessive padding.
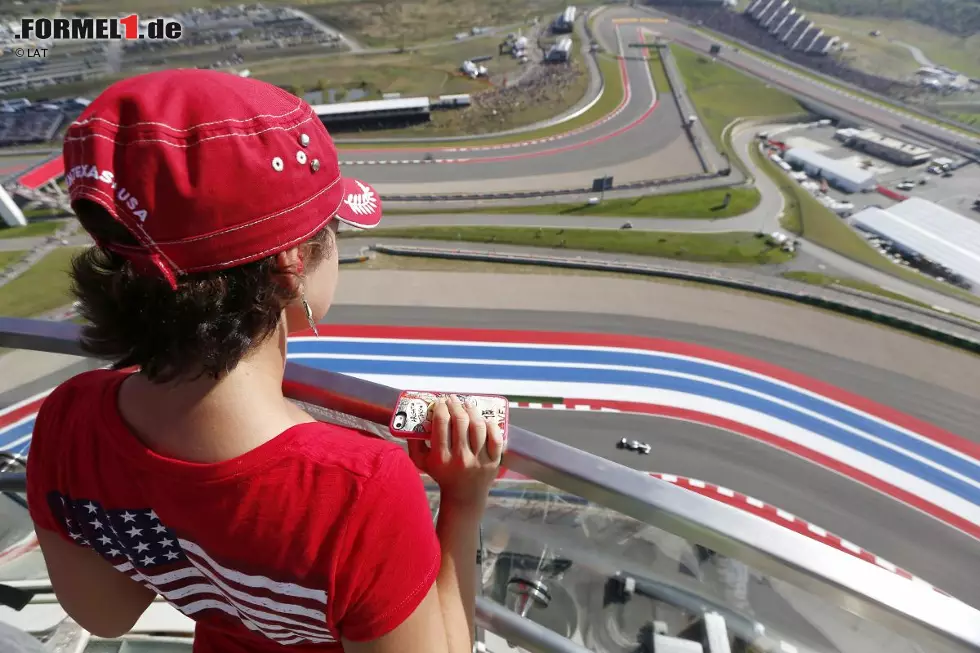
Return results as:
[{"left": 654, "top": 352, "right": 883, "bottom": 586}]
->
[{"left": 301, "top": 295, "right": 319, "bottom": 337}]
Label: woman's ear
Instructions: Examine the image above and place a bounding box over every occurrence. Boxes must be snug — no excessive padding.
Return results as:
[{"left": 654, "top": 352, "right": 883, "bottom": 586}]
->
[{"left": 273, "top": 247, "right": 304, "bottom": 293}]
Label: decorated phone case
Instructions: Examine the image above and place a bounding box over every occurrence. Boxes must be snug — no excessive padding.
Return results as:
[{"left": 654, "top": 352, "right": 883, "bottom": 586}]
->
[{"left": 389, "top": 390, "right": 510, "bottom": 441}]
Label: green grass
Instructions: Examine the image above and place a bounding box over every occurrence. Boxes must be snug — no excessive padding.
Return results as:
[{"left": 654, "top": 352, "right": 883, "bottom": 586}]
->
[
  {"left": 349, "top": 226, "right": 794, "bottom": 264},
  {"left": 647, "top": 47, "right": 672, "bottom": 93},
  {"left": 0, "top": 251, "right": 25, "bottom": 269},
  {"left": 807, "top": 12, "right": 980, "bottom": 80},
  {"left": 0, "top": 221, "right": 64, "bottom": 240},
  {"left": 806, "top": 13, "right": 922, "bottom": 80},
  {"left": 339, "top": 53, "right": 625, "bottom": 148},
  {"left": 389, "top": 187, "right": 762, "bottom": 219},
  {"left": 691, "top": 26, "right": 980, "bottom": 139},
  {"left": 0, "top": 247, "right": 81, "bottom": 318},
  {"left": 669, "top": 44, "right": 807, "bottom": 159},
  {"left": 59, "top": 0, "right": 582, "bottom": 49},
  {"left": 782, "top": 271, "right": 933, "bottom": 308}
]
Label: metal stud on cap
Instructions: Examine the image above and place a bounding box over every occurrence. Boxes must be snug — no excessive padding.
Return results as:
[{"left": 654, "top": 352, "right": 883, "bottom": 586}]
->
[
  {"left": 271, "top": 157, "right": 284, "bottom": 172},
  {"left": 311, "top": 159, "right": 320, "bottom": 172},
  {"left": 296, "top": 151, "right": 308, "bottom": 165},
  {"left": 299, "top": 133, "right": 310, "bottom": 147}
]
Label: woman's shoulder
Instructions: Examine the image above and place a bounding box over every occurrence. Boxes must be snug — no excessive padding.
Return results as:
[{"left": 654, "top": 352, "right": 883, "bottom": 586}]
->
[{"left": 286, "top": 421, "right": 413, "bottom": 482}]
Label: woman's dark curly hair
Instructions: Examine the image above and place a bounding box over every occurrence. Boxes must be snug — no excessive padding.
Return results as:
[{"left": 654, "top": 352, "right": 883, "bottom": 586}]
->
[{"left": 70, "top": 200, "right": 333, "bottom": 384}]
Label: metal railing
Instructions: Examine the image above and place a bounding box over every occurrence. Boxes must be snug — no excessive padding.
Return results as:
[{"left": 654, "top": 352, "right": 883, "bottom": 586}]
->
[{"left": 1, "top": 316, "right": 979, "bottom": 652}]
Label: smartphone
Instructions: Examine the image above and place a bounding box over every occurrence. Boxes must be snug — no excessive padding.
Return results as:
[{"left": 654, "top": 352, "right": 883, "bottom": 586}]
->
[{"left": 390, "top": 390, "right": 509, "bottom": 441}]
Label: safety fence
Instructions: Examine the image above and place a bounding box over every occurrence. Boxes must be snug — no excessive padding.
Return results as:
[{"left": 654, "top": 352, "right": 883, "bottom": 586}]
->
[{"left": 369, "top": 244, "right": 980, "bottom": 354}]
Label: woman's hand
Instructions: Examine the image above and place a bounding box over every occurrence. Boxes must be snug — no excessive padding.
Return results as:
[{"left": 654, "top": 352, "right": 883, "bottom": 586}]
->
[{"left": 407, "top": 396, "right": 505, "bottom": 508}]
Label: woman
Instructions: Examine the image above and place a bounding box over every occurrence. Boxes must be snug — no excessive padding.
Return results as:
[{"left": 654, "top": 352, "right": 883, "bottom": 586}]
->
[{"left": 25, "top": 69, "right": 504, "bottom": 653}]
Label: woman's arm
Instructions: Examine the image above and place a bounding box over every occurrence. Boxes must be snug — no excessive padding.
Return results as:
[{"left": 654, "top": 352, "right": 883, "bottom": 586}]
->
[{"left": 36, "top": 527, "right": 156, "bottom": 638}]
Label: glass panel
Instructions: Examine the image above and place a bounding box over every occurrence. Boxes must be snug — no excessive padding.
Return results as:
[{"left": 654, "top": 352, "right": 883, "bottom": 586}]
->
[
  {"left": 450, "top": 477, "right": 967, "bottom": 653},
  {"left": 0, "top": 472, "right": 969, "bottom": 653}
]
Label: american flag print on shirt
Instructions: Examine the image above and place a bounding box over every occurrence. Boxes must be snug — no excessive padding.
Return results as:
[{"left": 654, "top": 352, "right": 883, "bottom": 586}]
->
[{"left": 48, "top": 492, "right": 336, "bottom": 646}]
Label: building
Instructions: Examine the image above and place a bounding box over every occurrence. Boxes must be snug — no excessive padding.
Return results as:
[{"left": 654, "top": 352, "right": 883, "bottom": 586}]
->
[
  {"left": 310, "top": 97, "right": 431, "bottom": 131},
  {"left": 552, "top": 6, "right": 576, "bottom": 33},
  {"left": 850, "top": 197, "right": 980, "bottom": 289},
  {"left": 783, "top": 148, "right": 876, "bottom": 193},
  {"left": 834, "top": 128, "right": 933, "bottom": 166},
  {"left": 546, "top": 37, "right": 574, "bottom": 62}
]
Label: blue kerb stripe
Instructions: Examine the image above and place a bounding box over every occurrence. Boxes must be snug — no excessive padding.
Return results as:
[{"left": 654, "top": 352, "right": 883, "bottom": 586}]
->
[
  {"left": 288, "top": 340, "right": 979, "bottom": 481},
  {"left": 298, "top": 356, "right": 980, "bottom": 506}
]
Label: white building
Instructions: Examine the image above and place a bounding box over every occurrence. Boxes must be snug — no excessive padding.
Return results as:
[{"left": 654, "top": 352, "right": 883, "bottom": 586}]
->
[
  {"left": 783, "top": 148, "right": 876, "bottom": 193},
  {"left": 850, "top": 197, "right": 980, "bottom": 289}
]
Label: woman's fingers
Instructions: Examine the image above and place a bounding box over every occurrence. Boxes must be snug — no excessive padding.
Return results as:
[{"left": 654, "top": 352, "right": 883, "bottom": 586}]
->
[
  {"left": 466, "top": 405, "right": 488, "bottom": 458},
  {"left": 483, "top": 419, "right": 504, "bottom": 464},
  {"left": 430, "top": 397, "right": 451, "bottom": 460},
  {"left": 448, "top": 397, "right": 470, "bottom": 457}
]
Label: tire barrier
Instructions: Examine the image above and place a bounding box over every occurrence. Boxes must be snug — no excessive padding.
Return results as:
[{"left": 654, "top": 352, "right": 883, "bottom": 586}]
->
[
  {"left": 369, "top": 244, "right": 980, "bottom": 354},
  {"left": 384, "top": 170, "right": 728, "bottom": 202}
]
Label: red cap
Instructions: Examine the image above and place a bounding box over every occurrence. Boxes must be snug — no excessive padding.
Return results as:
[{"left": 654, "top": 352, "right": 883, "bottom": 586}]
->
[{"left": 63, "top": 69, "right": 382, "bottom": 288}]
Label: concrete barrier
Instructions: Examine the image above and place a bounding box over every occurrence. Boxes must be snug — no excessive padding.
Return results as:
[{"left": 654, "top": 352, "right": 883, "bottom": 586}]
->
[
  {"left": 369, "top": 244, "right": 980, "bottom": 354},
  {"left": 657, "top": 46, "right": 711, "bottom": 174}
]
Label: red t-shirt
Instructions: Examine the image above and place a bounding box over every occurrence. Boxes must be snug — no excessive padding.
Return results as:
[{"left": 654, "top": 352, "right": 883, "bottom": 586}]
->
[{"left": 26, "top": 369, "right": 441, "bottom": 651}]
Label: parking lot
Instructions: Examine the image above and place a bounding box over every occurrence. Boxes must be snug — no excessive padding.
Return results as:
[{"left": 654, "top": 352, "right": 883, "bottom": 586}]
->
[{"left": 770, "top": 122, "right": 980, "bottom": 222}]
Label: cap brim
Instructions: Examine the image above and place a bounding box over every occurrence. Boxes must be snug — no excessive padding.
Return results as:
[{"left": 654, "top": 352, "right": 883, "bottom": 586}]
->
[{"left": 333, "top": 177, "right": 383, "bottom": 230}]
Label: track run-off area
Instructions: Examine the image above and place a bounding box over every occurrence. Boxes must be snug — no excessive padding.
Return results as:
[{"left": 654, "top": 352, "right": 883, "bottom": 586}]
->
[{"left": 2, "top": 323, "right": 978, "bottom": 608}]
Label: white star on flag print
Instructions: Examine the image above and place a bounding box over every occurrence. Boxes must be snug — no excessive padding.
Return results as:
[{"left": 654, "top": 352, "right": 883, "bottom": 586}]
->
[{"left": 49, "top": 492, "right": 335, "bottom": 645}]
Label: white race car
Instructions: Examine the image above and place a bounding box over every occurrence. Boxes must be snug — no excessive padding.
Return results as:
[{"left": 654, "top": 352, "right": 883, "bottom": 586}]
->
[{"left": 617, "top": 438, "right": 651, "bottom": 454}]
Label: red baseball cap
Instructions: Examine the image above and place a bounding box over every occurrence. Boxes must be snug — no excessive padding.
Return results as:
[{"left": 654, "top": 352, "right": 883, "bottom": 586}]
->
[{"left": 63, "top": 69, "right": 382, "bottom": 288}]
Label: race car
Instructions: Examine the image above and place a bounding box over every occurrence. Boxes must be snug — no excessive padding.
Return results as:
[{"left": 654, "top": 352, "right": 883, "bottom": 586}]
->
[{"left": 617, "top": 438, "right": 651, "bottom": 454}]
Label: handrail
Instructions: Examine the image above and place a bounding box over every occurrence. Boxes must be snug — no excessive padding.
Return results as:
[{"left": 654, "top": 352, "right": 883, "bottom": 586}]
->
[{"left": 1, "top": 316, "right": 979, "bottom": 652}]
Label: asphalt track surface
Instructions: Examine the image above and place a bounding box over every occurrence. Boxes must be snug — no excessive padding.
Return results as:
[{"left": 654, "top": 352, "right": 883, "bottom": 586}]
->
[
  {"left": 336, "top": 8, "right": 705, "bottom": 189},
  {"left": 317, "top": 305, "right": 980, "bottom": 610},
  {"left": 1, "top": 6, "right": 978, "bottom": 624}
]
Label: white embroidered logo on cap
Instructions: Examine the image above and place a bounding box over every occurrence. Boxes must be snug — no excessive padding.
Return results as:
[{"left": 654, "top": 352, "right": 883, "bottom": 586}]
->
[{"left": 344, "top": 181, "right": 377, "bottom": 216}]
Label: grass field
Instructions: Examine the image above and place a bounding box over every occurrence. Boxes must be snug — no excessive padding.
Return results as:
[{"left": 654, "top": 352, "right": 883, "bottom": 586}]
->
[
  {"left": 807, "top": 14, "right": 922, "bottom": 80},
  {"left": 389, "top": 187, "right": 762, "bottom": 219},
  {"left": 0, "top": 251, "right": 24, "bottom": 269},
  {"left": 808, "top": 12, "right": 980, "bottom": 80},
  {"left": 249, "top": 36, "right": 527, "bottom": 99},
  {"left": 339, "top": 53, "right": 622, "bottom": 147},
  {"left": 0, "top": 221, "right": 63, "bottom": 240},
  {"left": 338, "top": 41, "right": 591, "bottom": 139},
  {"left": 670, "top": 45, "right": 806, "bottom": 159},
  {"left": 347, "top": 226, "right": 794, "bottom": 264},
  {"left": 0, "top": 247, "right": 82, "bottom": 318},
  {"left": 59, "top": 0, "right": 580, "bottom": 48}
]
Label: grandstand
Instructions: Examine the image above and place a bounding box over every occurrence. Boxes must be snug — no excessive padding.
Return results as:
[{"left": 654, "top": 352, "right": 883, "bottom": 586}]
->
[
  {"left": 642, "top": 0, "right": 914, "bottom": 97},
  {"left": 310, "top": 97, "right": 432, "bottom": 132},
  {"left": 0, "top": 110, "right": 64, "bottom": 146},
  {"left": 746, "top": 0, "right": 838, "bottom": 54}
]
